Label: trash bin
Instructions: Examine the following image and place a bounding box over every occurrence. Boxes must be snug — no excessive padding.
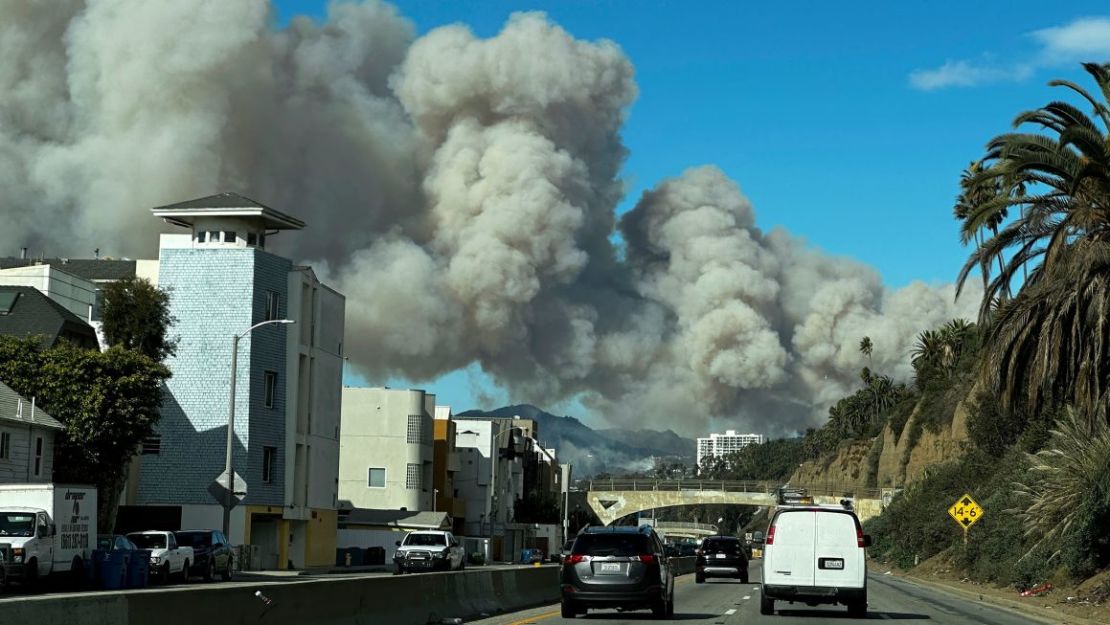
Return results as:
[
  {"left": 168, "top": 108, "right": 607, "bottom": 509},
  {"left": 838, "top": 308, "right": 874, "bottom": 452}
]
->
[
  {"left": 96, "top": 550, "right": 127, "bottom": 590},
  {"left": 519, "top": 548, "right": 533, "bottom": 564},
  {"left": 126, "top": 550, "right": 151, "bottom": 588}
]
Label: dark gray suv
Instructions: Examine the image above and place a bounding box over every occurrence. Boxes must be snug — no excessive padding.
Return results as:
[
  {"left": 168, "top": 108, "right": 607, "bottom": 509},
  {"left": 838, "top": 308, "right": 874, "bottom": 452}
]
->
[{"left": 560, "top": 526, "right": 675, "bottom": 619}]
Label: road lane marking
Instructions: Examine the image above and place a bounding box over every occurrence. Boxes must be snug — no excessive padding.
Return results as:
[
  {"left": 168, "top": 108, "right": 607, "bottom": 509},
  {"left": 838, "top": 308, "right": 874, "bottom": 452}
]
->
[
  {"left": 725, "top": 609, "right": 737, "bottom": 615},
  {"left": 742, "top": 595, "right": 750, "bottom": 600},
  {"left": 504, "top": 609, "right": 559, "bottom": 625}
]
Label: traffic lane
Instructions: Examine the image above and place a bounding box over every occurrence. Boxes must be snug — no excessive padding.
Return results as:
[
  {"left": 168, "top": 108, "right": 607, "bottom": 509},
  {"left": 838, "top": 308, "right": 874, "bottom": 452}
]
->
[
  {"left": 755, "top": 561, "right": 1044, "bottom": 625},
  {"left": 467, "top": 574, "right": 760, "bottom": 625}
]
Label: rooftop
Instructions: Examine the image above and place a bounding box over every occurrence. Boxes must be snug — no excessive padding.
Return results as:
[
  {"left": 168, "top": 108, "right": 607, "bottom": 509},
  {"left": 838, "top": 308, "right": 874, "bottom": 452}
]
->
[
  {"left": 0, "top": 258, "right": 137, "bottom": 281},
  {"left": 0, "top": 379, "right": 64, "bottom": 430},
  {"left": 0, "top": 286, "right": 98, "bottom": 350},
  {"left": 152, "top": 192, "right": 305, "bottom": 230}
]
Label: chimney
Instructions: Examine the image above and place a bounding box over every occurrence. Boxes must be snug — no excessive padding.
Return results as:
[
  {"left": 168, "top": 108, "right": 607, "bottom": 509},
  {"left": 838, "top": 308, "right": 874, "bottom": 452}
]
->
[{"left": 20, "top": 247, "right": 26, "bottom": 259}]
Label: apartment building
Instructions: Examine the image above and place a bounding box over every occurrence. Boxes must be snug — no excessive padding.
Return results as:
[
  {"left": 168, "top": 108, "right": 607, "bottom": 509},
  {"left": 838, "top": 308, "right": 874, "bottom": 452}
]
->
[
  {"left": 120, "top": 193, "right": 344, "bottom": 571},
  {"left": 338, "top": 387, "right": 435, "bottom": 512},
  {"left": 696, "top": 430, "right": 765, "bottom": 468}
]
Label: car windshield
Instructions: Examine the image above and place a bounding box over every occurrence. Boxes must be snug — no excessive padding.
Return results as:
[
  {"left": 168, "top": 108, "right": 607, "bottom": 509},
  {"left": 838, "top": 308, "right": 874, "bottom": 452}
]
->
[
  {"left": 572, "top": 534, "right": 651, "bottom": 556},
  {"left": 0, "top": 514, "right": 35, "bottom": 537},
  {"left": 175, "top": 532, "right": 211, "bottom": 547},
  {"left": 404, "top": 533, "right": 446, "bottom": 546},
  {"left": 129, "top": 534, "right": 166, "bottom": 549}
]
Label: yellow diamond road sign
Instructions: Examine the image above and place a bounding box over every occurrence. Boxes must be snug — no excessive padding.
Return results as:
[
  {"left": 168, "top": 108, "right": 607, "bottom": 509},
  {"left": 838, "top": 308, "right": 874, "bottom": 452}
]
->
[{"left": 948, "top": 493, "right": 983, "bottom": 530}]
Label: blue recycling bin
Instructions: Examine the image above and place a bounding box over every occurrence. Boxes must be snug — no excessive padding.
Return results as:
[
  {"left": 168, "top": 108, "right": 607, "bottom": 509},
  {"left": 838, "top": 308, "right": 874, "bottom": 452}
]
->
[
  {"left": 519, "top": 548, "right": 534, "bottom": 564},
  {"left": 87, "top": 549, "right": 105, "bottom": 585},
  {"left": 97, "top": 550, "right": 127, "bottom": 590},
  {"left": 126, "top": 550, "right": 151, "bottom": 588}
]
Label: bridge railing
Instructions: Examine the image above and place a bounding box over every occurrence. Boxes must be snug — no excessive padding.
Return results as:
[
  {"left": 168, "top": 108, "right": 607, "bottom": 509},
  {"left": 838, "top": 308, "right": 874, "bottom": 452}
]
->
[{"left": 579, "top": 479, "right": 883, "bottom": 500}]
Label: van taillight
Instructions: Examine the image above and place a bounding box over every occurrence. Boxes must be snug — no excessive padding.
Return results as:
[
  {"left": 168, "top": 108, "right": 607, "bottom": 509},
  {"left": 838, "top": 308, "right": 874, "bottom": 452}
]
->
[
  {"left": 856, "top": 527, "right": 865, "bottom": 548},
  {"left": 765, "top": 525, "right": 776, "bottom": 546},
  {"left": 565, "top": 554, "right": 587, "bottom": 565}
]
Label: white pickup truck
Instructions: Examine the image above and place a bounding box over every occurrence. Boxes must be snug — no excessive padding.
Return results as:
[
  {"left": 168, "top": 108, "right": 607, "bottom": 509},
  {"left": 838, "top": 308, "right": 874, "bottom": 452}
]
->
[{"left": 127, "top": 531, "right": 193, "bottom": 583}]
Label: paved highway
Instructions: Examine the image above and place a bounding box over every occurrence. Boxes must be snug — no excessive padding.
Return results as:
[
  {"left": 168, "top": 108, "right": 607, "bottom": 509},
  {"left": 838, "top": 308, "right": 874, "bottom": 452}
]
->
[{"left": 471, "top": 562, "right": 1045, "bottom": 625}]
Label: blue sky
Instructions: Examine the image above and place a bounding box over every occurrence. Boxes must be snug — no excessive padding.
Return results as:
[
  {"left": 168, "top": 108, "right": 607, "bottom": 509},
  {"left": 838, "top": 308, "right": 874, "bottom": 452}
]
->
[{"left": 276, "top": 1, "right": 1110, "bottom": 421}]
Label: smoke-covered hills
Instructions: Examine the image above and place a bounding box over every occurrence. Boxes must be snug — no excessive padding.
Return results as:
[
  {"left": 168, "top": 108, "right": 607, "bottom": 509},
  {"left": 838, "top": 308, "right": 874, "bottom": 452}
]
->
[{"left": 457, "top": 404, "right": 695, "bottom": 477}]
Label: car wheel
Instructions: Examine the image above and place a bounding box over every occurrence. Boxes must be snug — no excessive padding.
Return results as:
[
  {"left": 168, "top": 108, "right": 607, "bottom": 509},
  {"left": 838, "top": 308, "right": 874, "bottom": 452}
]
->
[
  {"left": 561, "top": 599, "right": 577, "bottom": 619},
  {"left": 179, "top": 560, "right": 190, "bottom": 582},
  {"left": 760, "top": 595, "right": 774, "bottom": 616},
  {"left": 160, "top": 563, "right": 171, "bottom": 585},
  {"left": 695, "top": 572, "right": 705, "bottom": 584},
  {"left": 70, "top": 557, "right": 85, "bottom": 590},
  {"left": 221, "top": 558, "right": 233, "bottom": 582},
  {"left": 394, "top": 564, "right": 404, "bottom": 576},
  {"left": 24, "top": 559, "right": 38, "bottom": 590},
  {"left": 204, "top": 559, "right": 215, "bottom": 582},
  {"left": 651, "top": 597, "right": 669, "bottom": 619},
  {"left": 666, "top": 594, "right": 675, "bottom": 617},
  {"left": 848, "top": 599, "right": 867, "bottom": 618},
  {"left": 740, "top": 571, "right": 749, "bottom": 584}
]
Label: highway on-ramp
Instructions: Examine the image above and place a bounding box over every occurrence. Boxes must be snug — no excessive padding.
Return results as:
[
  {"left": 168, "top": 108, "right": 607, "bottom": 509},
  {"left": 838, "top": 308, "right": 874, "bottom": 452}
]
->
[{"left": 470, "top": 562, "right": 1045, "bottom": 625}]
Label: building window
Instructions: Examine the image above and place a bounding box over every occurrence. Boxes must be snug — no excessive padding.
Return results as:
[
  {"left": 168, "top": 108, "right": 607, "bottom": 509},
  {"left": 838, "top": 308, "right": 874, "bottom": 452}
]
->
[
  {"left": 265, "top": 291, "right": 280, "bottom": 321},
  {"left": 247, "top": 232, "right": 258, "bottom": 246},
  {"left": 263, "top": 446, "right": 277, "bottom": 484},
  {"left": 224, "top": 231, "right": 237, "bottom": 244},
  {"left": 406, "top": 415, "right": 424, "bottom": 444},
  {"left": 406, "top": 463, "right": 421, "bottom": 490},
  {"left": 264, "top": 371, "right": 278, "bottom": 408},
  {"left": 368, "top": 467, "right": 386, "bottom": 488},
  {"left": 208, "top": 231, "right": 220, "bottom": 243},
  {"left": 196, "top": 231, "right": 207, "bottom": 243},
  {"left": 33, "top": 436, "right": 43, "bottom": 477},
  {"left": 141, "top": 435, "right": 161, "bottom": 455},
  {"left": 0, "top": 431, "right": 9, "bottom": 459}
]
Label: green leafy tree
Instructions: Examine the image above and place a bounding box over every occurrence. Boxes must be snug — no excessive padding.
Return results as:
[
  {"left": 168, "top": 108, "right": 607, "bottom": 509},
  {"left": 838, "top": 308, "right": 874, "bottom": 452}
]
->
[
  {"left": 952, "top": 63, "right": 1110, "bottom": 421},
  {"left": 102, "top": 277, "right": 177, "bottom": 362},
  {"left": 0, "top": 336, "right": 170, "bottom": 531}
]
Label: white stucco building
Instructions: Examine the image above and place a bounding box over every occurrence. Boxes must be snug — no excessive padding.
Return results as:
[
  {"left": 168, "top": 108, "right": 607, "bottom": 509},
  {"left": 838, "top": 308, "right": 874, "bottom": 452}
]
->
[
  {"left": 696, "top": 430, "right": 765, "bottom": 468},
  {"left": 338, "top": 387, "right": 435, "bottom": 512}
]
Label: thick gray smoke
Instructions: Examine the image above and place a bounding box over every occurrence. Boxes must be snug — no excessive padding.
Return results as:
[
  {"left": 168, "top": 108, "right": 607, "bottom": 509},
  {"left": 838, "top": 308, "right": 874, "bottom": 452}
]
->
[{"left": 0, "top": 1, "right": 979, "bottom": 437}]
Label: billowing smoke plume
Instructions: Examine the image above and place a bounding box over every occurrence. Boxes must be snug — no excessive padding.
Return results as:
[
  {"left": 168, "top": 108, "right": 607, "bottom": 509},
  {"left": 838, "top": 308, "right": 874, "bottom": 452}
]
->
[{"left": 0, "top": 1, "right": 980, "bottom": 436}]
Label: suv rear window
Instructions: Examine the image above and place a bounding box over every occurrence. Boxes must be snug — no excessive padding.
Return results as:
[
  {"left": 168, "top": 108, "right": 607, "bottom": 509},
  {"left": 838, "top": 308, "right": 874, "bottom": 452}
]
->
[
  {"left": 572, "top": 533, "right": 651, "bottom": 556},
  {"left": 701, "top": 538, "right": 743, "bottom": 554}
]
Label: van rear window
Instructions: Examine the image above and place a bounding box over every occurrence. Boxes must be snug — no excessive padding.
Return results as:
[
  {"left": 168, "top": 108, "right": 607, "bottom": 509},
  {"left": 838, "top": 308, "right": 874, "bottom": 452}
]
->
[{"left": 572, "top": 534, "right": 650, "bottom": 556}]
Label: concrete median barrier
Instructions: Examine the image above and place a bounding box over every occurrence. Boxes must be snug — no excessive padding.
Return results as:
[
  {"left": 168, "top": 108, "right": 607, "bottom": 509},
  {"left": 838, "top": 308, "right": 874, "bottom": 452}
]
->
[{"left": 3, "top": 565, "right": 561, "bottom": 625}]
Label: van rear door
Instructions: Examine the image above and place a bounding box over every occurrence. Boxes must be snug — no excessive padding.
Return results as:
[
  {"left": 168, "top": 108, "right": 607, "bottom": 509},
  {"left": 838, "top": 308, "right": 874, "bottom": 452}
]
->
[
  {"left": 812, "top": 510, "right": 865, "bottom": 589},
  {"left": 765, "top": 510, "right": 816, "bottom": 587}
]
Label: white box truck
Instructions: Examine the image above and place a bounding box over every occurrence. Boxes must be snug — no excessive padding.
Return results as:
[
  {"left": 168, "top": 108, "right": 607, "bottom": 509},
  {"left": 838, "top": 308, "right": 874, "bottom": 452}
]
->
[{"left": 0, "top": 483, "right": 97, "bottom": 586}]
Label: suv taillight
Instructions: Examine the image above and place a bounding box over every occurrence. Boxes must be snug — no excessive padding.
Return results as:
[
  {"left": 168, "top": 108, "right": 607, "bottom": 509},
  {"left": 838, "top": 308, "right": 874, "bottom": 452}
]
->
[
  {"left": 765, "top": 525, "right": 776, "bottom": 546},
  {"left": 565, "top": 554, "right": 587, "bottom": 565},
  {"left": 634, "top": 554, "right": 656, "bottom": 564}
]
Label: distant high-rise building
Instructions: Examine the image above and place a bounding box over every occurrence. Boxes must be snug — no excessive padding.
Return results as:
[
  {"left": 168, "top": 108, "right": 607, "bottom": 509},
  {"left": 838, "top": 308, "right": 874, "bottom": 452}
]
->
[{"left": 696, "top": 430, "right": 764, "bottom": 468}]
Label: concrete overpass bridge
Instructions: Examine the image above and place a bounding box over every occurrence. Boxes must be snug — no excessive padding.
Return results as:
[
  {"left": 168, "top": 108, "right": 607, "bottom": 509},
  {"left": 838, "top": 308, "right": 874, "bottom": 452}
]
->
[
  {"left": 652, "top": 521, "right": 719, "bottom": 539},
  {"left": 581, "top": 479, "right": 888, "bottom": 526}
]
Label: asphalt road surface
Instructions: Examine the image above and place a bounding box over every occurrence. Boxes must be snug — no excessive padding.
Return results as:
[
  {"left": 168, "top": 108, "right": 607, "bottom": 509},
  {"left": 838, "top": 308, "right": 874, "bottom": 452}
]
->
[{"left": 471, "top": 562, "right": 1045, "bottom": 625}]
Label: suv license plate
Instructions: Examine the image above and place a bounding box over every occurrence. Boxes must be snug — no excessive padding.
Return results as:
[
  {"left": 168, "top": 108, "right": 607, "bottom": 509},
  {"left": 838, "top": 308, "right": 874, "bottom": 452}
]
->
[
  {"left": 715, "top": 553, "right": 727, "bottom": 559},
  {"left": 819, "top": 558, "right": 844, "bottom": 569},
  {"left": 599, "top": 562, "right": 621, "bottom": 573}
]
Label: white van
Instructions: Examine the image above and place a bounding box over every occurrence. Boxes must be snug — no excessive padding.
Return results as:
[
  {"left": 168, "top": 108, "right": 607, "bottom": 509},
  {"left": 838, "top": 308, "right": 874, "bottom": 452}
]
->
[
  {"left": 760, "top": 505, "right": 871, "bottom": 617},
  {"left": 0, "top": 484, "right": 97, "bottom": 586}
]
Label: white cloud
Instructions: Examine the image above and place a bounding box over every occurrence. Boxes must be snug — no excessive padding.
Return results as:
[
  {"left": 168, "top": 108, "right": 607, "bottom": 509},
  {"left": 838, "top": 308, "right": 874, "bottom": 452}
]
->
[
  {"left": 909, "top": 16, "right": 1110, "bottom": 91},
  {"left": 909, "top": 59, "right": 1032, "bottom": 91},
  {"left": 1031, "top": 17, "right": 1110, "bottom": 59}
]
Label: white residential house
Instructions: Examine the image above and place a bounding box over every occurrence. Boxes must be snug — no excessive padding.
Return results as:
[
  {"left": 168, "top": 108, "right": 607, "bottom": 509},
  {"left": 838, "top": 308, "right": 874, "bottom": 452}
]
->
[{"left": 0, "top": 380, "right": 64, "bottom": 484}]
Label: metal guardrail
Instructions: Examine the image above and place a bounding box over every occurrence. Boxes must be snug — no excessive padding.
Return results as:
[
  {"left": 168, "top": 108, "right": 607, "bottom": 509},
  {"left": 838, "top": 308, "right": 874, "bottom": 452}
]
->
[{"left": 579, "top": 479, "right": 883, "bottom": 500}]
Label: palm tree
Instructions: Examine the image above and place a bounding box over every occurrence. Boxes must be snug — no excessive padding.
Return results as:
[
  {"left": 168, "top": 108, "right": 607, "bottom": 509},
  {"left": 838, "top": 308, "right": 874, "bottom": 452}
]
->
[
  {"left": 859, "top": 336, "right": 874, "bottom": 368},
  {"left": 954, "top": 63, "right": 1110, "bottom": 421}
]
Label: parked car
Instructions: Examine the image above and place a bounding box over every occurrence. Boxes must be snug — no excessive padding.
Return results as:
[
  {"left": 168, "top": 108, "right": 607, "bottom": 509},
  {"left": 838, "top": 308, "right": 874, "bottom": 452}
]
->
[
  {"left": 678, "top": 543, "right": 697, "bottom": 557},
  {"left": 393, "top": 530, "right": 465, "bottom": 574},
  {"left": 560, "top": 525, "right": 675, "bottom": 619},
  {"left": 175, "top": 530, "right": 233, "bottom": 582},
  {"left": 127, "top": 531, "right": 194, "bottom": 584},
  {"left": 760, "top": 504, "right": 871, "bottom": 618},
  {"left": 695, "top": 535, "right": 748, "bottom": 584}
]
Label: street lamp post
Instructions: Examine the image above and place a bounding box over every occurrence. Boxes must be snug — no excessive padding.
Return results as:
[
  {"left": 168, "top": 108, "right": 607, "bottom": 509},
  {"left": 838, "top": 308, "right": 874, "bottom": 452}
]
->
[{"left": 222, "top": 318, "right": 295, "bottom": 539}]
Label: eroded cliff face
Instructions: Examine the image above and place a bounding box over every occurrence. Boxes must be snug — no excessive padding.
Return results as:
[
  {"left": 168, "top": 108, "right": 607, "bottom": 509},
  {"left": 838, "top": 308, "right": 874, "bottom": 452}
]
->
[{"left": 791, "top": 383, "right": 977, "bottom": 492}]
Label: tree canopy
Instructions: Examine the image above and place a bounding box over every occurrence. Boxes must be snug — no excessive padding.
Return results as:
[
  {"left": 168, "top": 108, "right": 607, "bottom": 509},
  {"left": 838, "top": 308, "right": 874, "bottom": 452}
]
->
[{"left": 101, "top": 277, "right": 177, "bottom": 362}]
